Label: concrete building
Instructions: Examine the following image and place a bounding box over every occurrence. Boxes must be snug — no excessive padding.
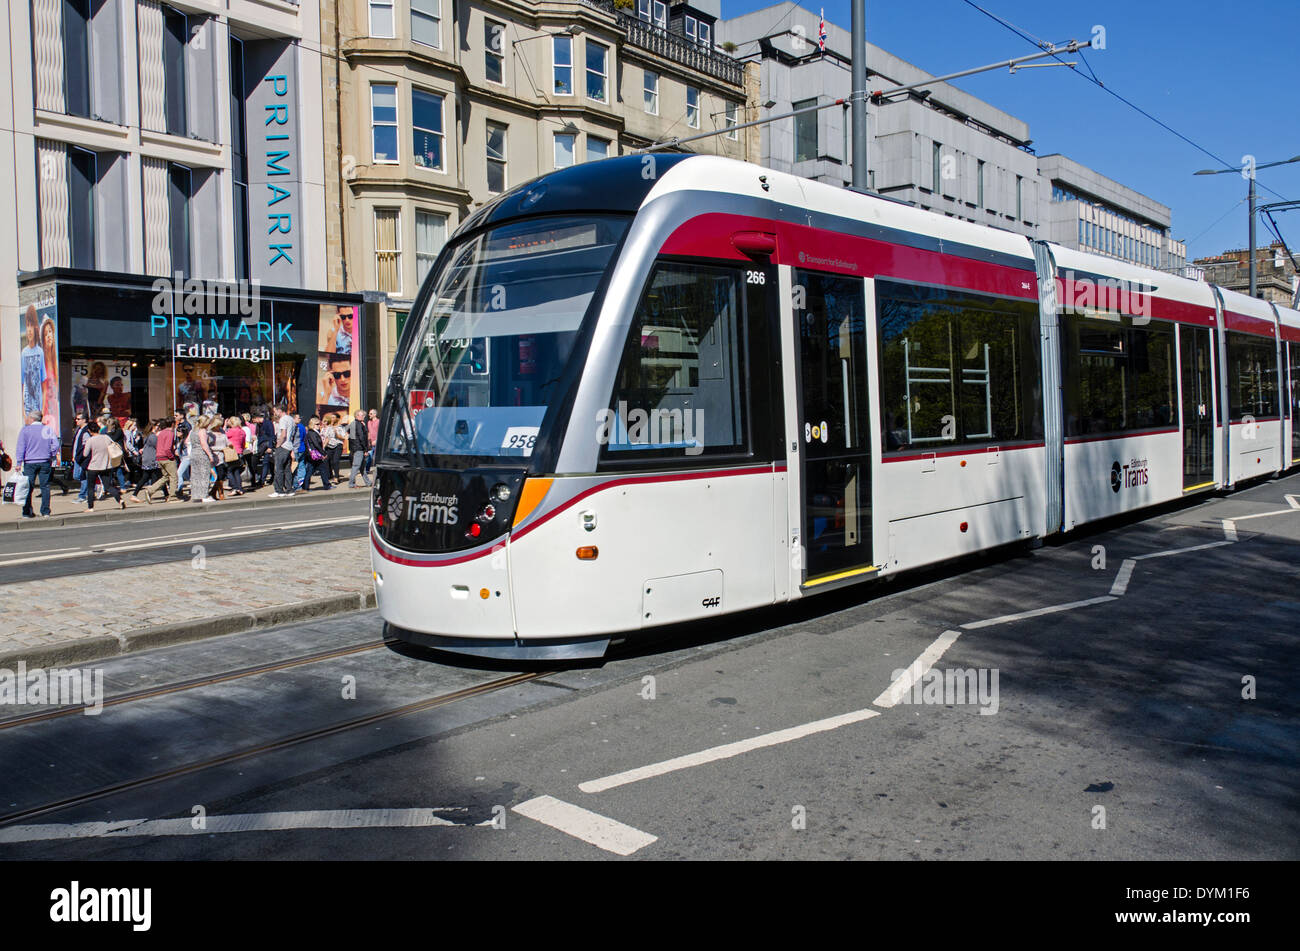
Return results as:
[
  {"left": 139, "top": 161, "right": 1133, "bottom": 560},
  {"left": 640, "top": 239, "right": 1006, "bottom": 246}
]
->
[
  {"left": 718, "top": 2, "right": 1190, "bottom": 271},
  {"left": 1039, "top": 153, "right": 1187, "bottom": 273},
  {"left": 321, "top": 0, "right": 759, "bottom": 372},
  {"left": 718, "top": 2, "right": 1039, "bottom": 238},
  {"left": 2, "top": 0, "right": 366, "bottom": 458},
  {"left": 1193, "top": 241, "right": 1299, "bottom": 305}
]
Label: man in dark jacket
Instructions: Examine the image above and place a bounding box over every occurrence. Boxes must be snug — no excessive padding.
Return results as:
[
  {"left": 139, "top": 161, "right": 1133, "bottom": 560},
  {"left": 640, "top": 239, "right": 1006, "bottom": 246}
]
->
[
  {"left": 348, "top": 413, "right": 372, "bottom": 488},
  {"left": 71, "top": 413, "right": 90, "bottom": 503},
  {"left": 254, "top": 411, "right": 275, "bottom": 489}
]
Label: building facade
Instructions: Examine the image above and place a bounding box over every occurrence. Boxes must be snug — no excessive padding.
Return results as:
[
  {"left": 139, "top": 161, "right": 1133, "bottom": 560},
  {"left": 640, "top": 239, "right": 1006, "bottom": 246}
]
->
[
  {"left": 1038, "top": 153, "right": 1187, "bottom": 272},
  {"left": 2, "top": 0, "right": 368, "bottom": 457},
  {"left": 1192, "top": 241, "right": 1299, "bottom": 305},
  {"left": 322, "top": 0, "right": 758, "bottom": 372}
]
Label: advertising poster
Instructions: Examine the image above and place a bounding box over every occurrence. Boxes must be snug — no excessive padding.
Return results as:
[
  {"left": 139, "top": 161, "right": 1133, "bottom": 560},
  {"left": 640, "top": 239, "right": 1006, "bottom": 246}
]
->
[
  {"left": 315, "top": 304, "right": 359, "bottom": 418},
  {"left": 71, "top": 357, "right": 131, "bottom": 423},
  {"left": 18, "top": 285, "right": 60, "bottom": 440},
  {"left": 174, "top": 360, "right": 214, "bottom": 413}
]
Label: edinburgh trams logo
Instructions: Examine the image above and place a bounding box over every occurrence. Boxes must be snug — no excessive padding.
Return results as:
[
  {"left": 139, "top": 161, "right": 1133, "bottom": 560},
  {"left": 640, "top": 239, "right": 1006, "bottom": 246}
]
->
[
  {"left": 1111, "top": 458, "right": 1150, "bottom": 493},
  {"left": 390, "top": 491, "right": 459, "bottom": 525}
]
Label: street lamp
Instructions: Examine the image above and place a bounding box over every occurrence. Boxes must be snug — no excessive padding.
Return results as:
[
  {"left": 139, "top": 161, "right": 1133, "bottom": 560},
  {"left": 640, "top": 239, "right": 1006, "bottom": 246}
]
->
[{"left": 1195, "top": 154, "right": 1300, "bottom": 297}]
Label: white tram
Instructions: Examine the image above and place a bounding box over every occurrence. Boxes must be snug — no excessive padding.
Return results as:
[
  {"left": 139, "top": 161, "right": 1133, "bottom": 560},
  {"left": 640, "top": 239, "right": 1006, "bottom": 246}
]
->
[{"left": 369, "top": 155, "right": 1299, "bottom": 659}]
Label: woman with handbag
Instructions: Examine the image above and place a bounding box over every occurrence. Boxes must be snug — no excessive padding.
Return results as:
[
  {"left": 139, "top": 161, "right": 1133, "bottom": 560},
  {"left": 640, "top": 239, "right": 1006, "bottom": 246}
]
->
[
  {"left": 320, "top": 412, "right": 343, "bottom": 484},
  {"left": 303, "top": 417, "right": 332, "bottom": 491},
  {"left": 85, "top": 424, "right": 126, "bottom": 510},
  {"left": 207, "top": 417, "right": 229, "bottom": 501},
  {"left": 223, "top": 416, "right": 246, "bottom": 496},
  {"left": 130, "top": 420, "right": 162, "bottom": 504}
]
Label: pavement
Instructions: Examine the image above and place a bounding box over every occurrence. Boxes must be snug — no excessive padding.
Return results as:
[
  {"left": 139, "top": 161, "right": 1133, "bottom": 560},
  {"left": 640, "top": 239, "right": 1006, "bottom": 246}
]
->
[
  {"left": 0, "top": 471, "right": 1295, "bottom": 862},
  {"left": 0, "top": 485, "right": 374, "bottom": 669}
]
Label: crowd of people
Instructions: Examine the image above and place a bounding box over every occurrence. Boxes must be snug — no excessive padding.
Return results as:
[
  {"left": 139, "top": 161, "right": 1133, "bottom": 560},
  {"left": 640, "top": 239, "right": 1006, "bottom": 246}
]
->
[{"left": 12, "top": 404, "right": 382, "bottom": 518}]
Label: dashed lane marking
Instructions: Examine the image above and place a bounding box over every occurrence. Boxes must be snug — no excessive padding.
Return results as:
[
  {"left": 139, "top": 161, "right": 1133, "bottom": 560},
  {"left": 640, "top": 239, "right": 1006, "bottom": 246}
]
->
[
  {"left": 577, "top": 708, "right": 880, "bottom": 795},
  {"left": 512, "top": 796, "right": 657, "bottom": 856},
  {"left": 0, "top": 808, "right": 485, "bottom": 842},
  {"left": 1109, "top": 559, "right": 1137, "bottom": 596},
  {"left": 873, "top": 630, "right": 962, "bottom": 708}
]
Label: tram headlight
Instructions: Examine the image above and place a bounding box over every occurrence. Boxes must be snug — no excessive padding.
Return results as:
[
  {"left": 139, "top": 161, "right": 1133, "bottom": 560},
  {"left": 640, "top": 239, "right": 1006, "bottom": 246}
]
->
[{"left": 491, "top": 482, "right": 511, "bottom": 502}]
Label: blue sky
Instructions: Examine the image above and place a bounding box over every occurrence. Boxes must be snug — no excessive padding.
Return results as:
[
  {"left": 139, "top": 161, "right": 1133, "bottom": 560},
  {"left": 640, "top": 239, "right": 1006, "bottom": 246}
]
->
[{"left": 721, "top": 0, "right": 1300, "bottom": 262}]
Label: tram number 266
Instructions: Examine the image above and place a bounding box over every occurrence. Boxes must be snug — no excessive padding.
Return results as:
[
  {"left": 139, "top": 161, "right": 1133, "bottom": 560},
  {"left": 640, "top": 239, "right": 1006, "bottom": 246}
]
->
[{"left": 745, "top": 270, "right": 766, "bottom": 285}]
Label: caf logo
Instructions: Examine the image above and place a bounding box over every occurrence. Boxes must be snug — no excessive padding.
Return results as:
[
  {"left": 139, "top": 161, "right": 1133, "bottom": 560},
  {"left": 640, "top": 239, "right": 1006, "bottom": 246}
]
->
[
  {"left": 387, "top": 490, "right": 405, "bottom": 523},
  {"left": 1110, "top": 462, "right": 1122, "bottom": 493}
]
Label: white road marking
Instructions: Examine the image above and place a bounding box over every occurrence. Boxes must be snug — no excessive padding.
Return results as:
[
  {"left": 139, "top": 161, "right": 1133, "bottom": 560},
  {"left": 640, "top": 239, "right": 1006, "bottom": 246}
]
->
[
  {"left": 512, "top": 796, "right": 657, "bottom": 855},
  {"left": 959, "top": 595, "right": 1116, "bottom": 630},
  {"left": 0, "top": 808, "right": 478, "bottom": 842},
  {"left": 0, "top": 516, "right": 368, "bottom": 567},
  {"left": 578, "top": 708, "right": 880, "bottom": 795},
  {"left": 1109, "top": 559, "right": 1137, "bottom": 596},
  {"left": 873, "top": 630, "right": 962, "bottom": 708},
  {"left": 1133, "top": 540, "right": 1234, "bottom": 561},
  {"left": 1222, "top": 507, "right": 1300, "bottom": 522},
  {"left": 1287, "top": 494, "right": 1300, "bottom": 510},
  {"left": 1222, "top": 519, "right": 1239, "bottom": 541}
]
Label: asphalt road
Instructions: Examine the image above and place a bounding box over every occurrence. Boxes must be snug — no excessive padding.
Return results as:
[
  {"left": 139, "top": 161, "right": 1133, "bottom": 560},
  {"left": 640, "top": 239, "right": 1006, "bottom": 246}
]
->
[
  {"left": 0, "top": 495, "right": 370, "bottom": 583},
  {"left": 0, "top": 474, "right": 1296, "bottom": 860}
]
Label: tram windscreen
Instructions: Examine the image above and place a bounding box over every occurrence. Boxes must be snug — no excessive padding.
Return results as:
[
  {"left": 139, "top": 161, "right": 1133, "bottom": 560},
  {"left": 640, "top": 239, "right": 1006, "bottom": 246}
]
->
[{"left": 383, "top": 215, "right": 627, "bottom": 466}]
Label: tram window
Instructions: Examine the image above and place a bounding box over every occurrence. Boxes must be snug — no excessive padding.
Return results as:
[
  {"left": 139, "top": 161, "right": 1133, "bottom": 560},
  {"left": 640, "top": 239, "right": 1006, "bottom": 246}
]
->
[
  {"left": 1225, "top": 330, "right": 1280, "bottom": 420},
  {"left": 1060, "top": 316, "right": 1176, "bottom": 436},
  {"left": 600, "top": 263, "right": 747, "bottom": 462},
  {"left": 876, "top": 280, "right": 1041, "bottom": 453}
]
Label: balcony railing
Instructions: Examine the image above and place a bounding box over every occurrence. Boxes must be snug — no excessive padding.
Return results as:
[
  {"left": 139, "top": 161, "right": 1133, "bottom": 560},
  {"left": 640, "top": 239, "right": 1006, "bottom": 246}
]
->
[{"left": 576, "top": 0, "right": 743, "bottom": 86}]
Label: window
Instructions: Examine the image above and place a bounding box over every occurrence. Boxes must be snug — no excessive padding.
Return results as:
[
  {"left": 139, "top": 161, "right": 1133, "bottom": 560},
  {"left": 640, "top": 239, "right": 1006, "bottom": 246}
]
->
[
  {"left": 68, "top": 147, "right": 95, "bottom": 269},
  {"left": 554, "top": 132, "right": 575, "bottom": 168},
  {"left": 375, "top": 209, "right": 401, "bottom": 294},
  {"left": 63, "top": 0, "right": 91, "bottom": 117},
  {"left": 1015, "top": 175, "right": 1023, "bottom": 221},
  {"left": 371, "top": 84, "right": 398, "bottom": 163},
  {"left": 977, "top": 160, "right": 985, "bottom": 208},
  {"left": 168, "top": 163, "right": 191, "bottom": 278},
  {"left": 415, "top": 210, "right": 447, "bottom": 287},
  {"left": 229, "top": 36, "right": 249, "bottom": 282},
  {"left": 794, "top": 98, "right": 817, "bottom": 162},
  {"left": 643, "top": 70, "right": 658, "bottom": 114},
  {"left": 162, "top": 5, "right": 187, "bottom": 136},
  {"left": 369, "top": 0, "right": 394, "bottom": 37},
  {"left": 932, "top": 142, "right": 942, "bottom": 193},
  {"left": 586, "top": 40, "right": 607, "bottom": 102},
  {"left": 1061, "top": 316, "right": 1177, "bottom": 436},
  {"left": 411, "top": 0, "right": 440, "bottom": 48},
  {"left": 725, "top": 101, "right": 738, "bottom": 140},
  {"left": 877, "top": 280, "right": 1043, "bottom": 452},
  {"left": 586, "top": 136, "right": 609, "bottom": 162},
  {"left": 637, "top": 0, "right": 666, "bottom": 29},
  {"left": 485, "top": 19, "right": 505, "bottom": 84},
  {"left": 553, "top": 35, "right": 573, "bottom": 95},
  {"left": 602, "top": 263, "right": 748, "bottom": 462},
  {"left": 1226, "top": 331, "right": 1280, "bottom": 420},
  {"left": 686, "top": 86, "right": 699, "bottom": 128},
  {"left": 412, "top": 88, "right": 444, "bottom": 170},
  {"left": 699, "top": 22, "right": 711, "bottom": 47},
  {"left": 486, "top": 121, "right": 507, "bottom": 193},
  {"left": 685, "top": 15, "right": 697, "bottom": 41}
]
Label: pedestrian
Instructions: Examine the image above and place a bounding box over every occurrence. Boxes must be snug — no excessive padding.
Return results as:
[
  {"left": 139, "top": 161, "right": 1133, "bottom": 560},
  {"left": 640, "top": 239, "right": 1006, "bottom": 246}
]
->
[
  {"left": 122, "top": 418, "right": 143, "bottom": 489},
  {"left": 176, "top": 410, "right": 193, "bottom": 500},
  {"left": 240, "top": 413, "right": 256, "bottom": 487},
  {"left": 269, "top": 406, "right": 296, "bottom": 498},
  {"left": 303, "top": 417, "right": 331, "bottom": 491},
  {"left": 223, "top": 416, "right": 246, "bottom": 496},
  {"left": 209, "top": 417, "right": 230, "bottom": 501},
  {"left": 292, "top": 413, "right": 309, "bottom": 491},
  {"left": 70, "top": 412, "right": 90, "bottom": 503},
  {"left": 254, "top": 410, "right": 275, "bottom": 489},
  {"left": 151, "top": 416, "right": 181, "bottom": 502},
  {"left": 365, "top": 408, "right": 380, "bottom": 479},
  {"left": 84, "top": 423, "right": 126, "bottom": 510},
  {"left": 321, "top": 412, "right": 344, "bottom": 483},
  {"left": 131, "top": 420, "right": 163, "bottom": 503},
  {"left": 188, "top": 413, "right": 215, "bottom": 504},
  {"left": 349, "top": 410, "right": 372, "bottom": 487},
  {"left": 15, "top": 410, "right": 58, "bottom": 518}
]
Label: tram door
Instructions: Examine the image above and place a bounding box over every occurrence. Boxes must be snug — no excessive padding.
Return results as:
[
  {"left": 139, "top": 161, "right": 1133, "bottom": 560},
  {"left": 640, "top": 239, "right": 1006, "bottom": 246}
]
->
[
  {"left": 1180, "top": 324, "right": 1215, "bottom": 488},
  {"left": 794, "top": 269, "right": 872, "bottom": 583}
]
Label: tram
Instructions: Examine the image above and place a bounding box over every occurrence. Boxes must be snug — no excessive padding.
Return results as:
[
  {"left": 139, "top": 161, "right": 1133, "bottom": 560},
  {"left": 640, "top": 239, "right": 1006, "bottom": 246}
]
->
[{"left": 369, "top": 154, "right": 1298, "bottom": 659}]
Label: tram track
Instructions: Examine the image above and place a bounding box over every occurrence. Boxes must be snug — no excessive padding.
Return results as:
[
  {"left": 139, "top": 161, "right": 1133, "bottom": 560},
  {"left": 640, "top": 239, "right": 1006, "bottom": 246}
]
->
[
  {"left": 0, "top": 669, "right": 550, "bottom": 828},
  {"left": 0, "top": 638, "right": 392, "bottom": 731}
]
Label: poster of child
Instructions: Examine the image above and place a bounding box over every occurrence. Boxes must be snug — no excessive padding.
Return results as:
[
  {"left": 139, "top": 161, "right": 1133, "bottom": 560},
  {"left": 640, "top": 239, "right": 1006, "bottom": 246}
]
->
[
  {"left": 71, "top": 358, "right": 130, "bottom": 421},
  {"left": 20, "top": 305, "right": 44, "bottom": 419},
  {"left": 40, "top": 315, "right": 59, "bottom": 438}
]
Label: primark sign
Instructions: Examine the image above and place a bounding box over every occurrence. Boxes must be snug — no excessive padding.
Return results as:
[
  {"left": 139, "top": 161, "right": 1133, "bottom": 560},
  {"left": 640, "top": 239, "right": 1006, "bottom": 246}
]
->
[{"left": 245, "top": 40, "right": 304, "bottom": 286}]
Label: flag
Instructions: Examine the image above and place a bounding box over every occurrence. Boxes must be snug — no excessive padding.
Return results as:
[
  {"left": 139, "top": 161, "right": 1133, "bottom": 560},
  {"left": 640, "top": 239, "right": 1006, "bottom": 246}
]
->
[{"left": 818, "top": 9, "right": 827, "bottom": 51}]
